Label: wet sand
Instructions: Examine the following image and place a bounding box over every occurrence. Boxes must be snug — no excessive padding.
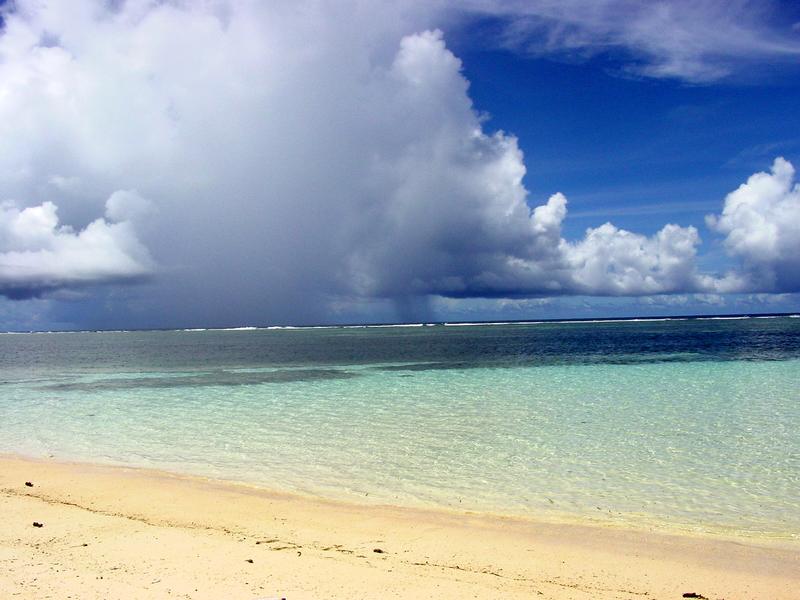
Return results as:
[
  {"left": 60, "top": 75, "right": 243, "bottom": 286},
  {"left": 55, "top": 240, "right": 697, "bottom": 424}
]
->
[{"left": 1, "top": 455, "right": 797, "bottom": 599}]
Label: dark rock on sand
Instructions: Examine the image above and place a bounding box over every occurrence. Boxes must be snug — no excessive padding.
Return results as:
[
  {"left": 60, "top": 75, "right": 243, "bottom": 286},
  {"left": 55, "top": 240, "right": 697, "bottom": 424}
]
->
[
  {"left": 25, "top": 482, "right": 33, "bottom": 487},
  {"left": 32, "top": 522, "right": 43, "bottom": 528}
]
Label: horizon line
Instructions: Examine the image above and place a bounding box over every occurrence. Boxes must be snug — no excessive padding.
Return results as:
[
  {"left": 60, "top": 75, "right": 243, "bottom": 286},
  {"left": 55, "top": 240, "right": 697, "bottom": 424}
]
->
[{"left": 2, "top": 311, "right": 798, "bottom": 335}]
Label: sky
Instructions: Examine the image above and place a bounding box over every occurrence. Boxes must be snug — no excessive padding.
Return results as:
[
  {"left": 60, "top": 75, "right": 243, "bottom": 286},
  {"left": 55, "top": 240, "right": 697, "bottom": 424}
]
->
[{"left": 0, "top": 0, "right": 799, "bottom": 330}]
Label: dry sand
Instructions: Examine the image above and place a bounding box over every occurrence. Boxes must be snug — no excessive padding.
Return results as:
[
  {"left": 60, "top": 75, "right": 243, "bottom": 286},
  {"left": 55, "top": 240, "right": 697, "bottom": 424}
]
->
[{"left": 1, "top": 455, "right": 797, "bottom": 599}]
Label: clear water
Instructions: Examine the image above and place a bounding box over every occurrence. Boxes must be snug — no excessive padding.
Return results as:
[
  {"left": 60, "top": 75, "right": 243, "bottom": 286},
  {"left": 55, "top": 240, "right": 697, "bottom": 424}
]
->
[{"left": 1, "top": 317, "right": 798, "bottom": 539}]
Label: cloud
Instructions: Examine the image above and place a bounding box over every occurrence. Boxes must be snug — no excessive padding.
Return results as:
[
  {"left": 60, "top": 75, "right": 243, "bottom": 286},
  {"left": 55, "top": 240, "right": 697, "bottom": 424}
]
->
[
  {"left": 639, "top": 293, "right": 726, "bottom": 308},
  {"left": 706, "top": 157, "right": 800, "bottom": 292},
  {"left": 0, "top": 194, "right": 153, "bottom": 299},
  {"left": 0, "top": 1, "right": 796, "bottom": 326},
  {"left": 105, "top": 189, "right": 154, "bottom": 224},
  {"left": 330, "top": 31, "right": 723, "bottom": 301},
  {"left": 463, "top": 0, "right": 800, "bottom": 82}
]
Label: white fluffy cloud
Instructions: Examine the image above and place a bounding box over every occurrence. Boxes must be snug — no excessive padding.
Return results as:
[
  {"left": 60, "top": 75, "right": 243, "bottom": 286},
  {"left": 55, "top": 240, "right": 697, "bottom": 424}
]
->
[
  {"left": 707, "top": 158, "right": 800, "bottom": 292},
  {"left": 0, "top": 1, "right": 796, "bottom": 325},
  {"left": 0, "top": 194, "right": 153, "bottom": 299},
  {"left": 328, "top": 30, "right": 720, "bottom": 300}
]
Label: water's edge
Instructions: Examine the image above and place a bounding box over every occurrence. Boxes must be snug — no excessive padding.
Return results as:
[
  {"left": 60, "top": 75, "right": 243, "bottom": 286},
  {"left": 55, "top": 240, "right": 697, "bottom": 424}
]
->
[{"left": 4, "top": 451, "right": 797, "bottom": 548}]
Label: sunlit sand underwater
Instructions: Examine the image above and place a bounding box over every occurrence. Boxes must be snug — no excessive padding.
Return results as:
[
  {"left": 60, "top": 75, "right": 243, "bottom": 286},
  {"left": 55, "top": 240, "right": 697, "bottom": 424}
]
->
[{"left": 1, "top": 316, "right": 798, "bottom": 539}]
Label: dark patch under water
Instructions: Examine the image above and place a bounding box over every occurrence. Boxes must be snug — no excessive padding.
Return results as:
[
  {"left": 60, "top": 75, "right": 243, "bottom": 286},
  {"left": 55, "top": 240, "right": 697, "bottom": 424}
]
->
[{"left": 40, "top": 368, "right": 358, "bottom": 392}]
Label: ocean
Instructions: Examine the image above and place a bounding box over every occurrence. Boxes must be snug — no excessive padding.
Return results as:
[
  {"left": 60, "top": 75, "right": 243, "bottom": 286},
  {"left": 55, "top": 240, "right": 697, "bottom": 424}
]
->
[{"left": 1, "top": 316, "right": 798, "bottom": 539}]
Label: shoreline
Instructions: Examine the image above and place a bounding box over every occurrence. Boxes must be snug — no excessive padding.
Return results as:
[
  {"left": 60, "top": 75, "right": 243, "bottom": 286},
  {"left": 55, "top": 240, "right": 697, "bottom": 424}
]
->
[
  {"left": 2, "top": 455, "right": 798, "bottom": 599},
  {"left": 3, "top": 451, "right": 798, "bottom": 546}
]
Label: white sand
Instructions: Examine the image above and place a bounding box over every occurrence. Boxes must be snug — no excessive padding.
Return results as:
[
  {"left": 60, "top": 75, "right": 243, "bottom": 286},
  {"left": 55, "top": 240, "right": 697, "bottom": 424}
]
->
[{"left": 1, "top": 455, "right": 798, "bottom": 599}]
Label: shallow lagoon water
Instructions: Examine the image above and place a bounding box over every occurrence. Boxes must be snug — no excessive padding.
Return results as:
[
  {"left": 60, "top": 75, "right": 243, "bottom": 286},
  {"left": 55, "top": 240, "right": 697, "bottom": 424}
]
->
[{"left": 1, "top": 317, "right": 798, "bottom": 539}]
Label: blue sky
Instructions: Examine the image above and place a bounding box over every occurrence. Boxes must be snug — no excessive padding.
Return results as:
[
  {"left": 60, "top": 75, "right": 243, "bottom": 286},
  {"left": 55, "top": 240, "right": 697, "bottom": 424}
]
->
[
  {"left": 454, "top": 27, "right": 800, "bottom": 239},
  {"left": 0, "top": 1, "right": 799, "bottom": 329}
]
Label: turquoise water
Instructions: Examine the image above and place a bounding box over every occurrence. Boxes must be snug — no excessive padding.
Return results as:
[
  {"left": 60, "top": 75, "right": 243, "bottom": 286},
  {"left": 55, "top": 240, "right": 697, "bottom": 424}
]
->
[{"left": 1, "top": 318, "right": 798, "bottom": 539}]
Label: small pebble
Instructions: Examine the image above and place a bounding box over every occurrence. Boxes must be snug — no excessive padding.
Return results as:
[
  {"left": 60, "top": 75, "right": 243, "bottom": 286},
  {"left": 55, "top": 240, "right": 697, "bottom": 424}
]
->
[
  {"left": 245, "top": 559, "right": 254, "bottom": 564},
  {"left": 373, "top": 548, "right": 384, "bottom": 554},
  {"left": 32, "top": 522, "right": 43, "bottom": 528},
  {"left": 25, "top": 482, "right": 33, "bottom": 487}
]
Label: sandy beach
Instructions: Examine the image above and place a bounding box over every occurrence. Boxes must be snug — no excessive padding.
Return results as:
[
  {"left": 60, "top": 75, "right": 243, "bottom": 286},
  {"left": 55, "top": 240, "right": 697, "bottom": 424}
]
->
[
  {"left": 0, "top": 455, "right": 797, "bottom": 599},
  {"left": 2, "top": 1, "right": 800, "bottom": 598}
]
